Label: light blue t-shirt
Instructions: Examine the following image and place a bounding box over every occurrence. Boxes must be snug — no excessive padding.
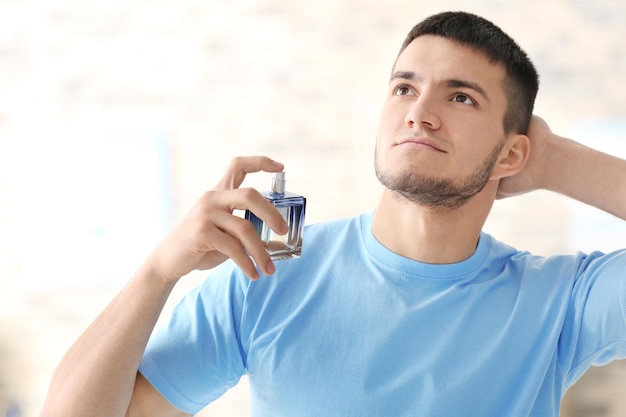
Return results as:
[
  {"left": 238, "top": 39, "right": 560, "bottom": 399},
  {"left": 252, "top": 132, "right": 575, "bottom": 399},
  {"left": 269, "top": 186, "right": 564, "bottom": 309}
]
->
[{"left": 139, "top": 212, "right": 626, "bottom": 416}]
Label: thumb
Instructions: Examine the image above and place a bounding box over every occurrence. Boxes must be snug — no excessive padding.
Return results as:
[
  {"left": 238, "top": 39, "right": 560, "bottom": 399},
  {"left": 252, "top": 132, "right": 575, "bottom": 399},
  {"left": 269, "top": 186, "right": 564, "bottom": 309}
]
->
[{"left": 214, "top": 156, "right": 284, "bottom": 191}]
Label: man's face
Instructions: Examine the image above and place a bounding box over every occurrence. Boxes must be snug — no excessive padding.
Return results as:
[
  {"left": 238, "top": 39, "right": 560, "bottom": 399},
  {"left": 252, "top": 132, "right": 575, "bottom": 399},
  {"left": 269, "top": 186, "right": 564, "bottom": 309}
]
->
[{"left": 374, "top": 35, "right": 511, "bottom": 209}]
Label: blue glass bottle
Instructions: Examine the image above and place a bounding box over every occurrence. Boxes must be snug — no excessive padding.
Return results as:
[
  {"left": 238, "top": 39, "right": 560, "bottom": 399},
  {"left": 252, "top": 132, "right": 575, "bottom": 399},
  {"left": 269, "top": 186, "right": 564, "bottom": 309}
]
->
[{"left": 245, "top": 172, "right": 306, "bottom": 260}]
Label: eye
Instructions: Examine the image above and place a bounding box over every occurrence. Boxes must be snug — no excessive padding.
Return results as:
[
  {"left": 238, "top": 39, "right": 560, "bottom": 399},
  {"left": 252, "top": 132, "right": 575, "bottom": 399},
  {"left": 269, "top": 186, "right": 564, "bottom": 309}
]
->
[
  {"left": 393, "top": 85, "right": 414, "bottom": 96},
  {"left": 452, "top": 93, "right": 475, "bottom": 106}
]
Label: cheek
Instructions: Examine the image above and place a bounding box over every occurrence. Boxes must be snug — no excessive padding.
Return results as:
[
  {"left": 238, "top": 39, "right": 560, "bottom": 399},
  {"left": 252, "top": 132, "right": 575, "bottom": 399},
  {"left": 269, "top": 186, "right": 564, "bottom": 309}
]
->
[
  {"left": 454, "top": 120, "right": 502, "bottom": 153},
  {"left": 454, "top": 141, "right": 502, "bottom": 176}
]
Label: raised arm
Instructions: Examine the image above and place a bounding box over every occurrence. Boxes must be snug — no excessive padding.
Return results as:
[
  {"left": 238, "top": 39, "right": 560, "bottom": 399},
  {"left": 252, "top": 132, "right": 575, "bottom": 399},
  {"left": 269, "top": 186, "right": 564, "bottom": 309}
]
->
[
  {"left": 497, "top": 116, "right": 626, "bottom": 220},
  {"left": 39, "top": 156, "right": 289, "bottom": 417}
]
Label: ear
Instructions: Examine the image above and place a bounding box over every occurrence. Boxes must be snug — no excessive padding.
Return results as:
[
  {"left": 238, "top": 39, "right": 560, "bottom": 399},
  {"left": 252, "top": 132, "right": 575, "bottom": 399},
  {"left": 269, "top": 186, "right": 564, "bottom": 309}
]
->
[{"left": 490, "top": 134, "right": 530, "bottom": 180}]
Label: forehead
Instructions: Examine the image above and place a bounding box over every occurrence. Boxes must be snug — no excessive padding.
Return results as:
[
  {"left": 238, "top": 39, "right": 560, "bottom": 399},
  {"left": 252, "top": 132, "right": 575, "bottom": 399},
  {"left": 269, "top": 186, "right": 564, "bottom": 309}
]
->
[{"left": 394, "top": 35, "right": 507, "bottom": 99}]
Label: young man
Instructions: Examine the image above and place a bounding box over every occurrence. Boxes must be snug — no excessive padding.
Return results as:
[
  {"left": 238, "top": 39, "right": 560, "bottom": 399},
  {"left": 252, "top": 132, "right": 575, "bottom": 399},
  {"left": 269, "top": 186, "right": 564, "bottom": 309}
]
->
[{"left": 41, "top": 11, "right": 626, "bottom": 417}]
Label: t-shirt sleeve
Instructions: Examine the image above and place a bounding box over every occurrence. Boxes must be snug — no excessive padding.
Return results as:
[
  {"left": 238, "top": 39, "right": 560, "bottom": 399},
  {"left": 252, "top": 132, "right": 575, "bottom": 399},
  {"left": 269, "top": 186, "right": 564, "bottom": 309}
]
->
[
  {"left": 139, "top": 261, "right": 248, "bottom": 414},
  {"left": 559, "top": 250, "right": 626, "bottom": 388}
]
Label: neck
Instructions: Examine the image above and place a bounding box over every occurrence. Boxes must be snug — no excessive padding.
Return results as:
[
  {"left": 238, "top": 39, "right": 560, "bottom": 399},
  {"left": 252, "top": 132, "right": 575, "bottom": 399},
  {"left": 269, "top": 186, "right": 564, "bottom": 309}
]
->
[{"left": 372, "top": 183, "right": 497, "bottom": 264}]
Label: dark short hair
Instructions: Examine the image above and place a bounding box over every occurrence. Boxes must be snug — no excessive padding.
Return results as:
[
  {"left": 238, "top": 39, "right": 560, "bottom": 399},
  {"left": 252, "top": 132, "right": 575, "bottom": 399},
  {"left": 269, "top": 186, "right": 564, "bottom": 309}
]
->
[{"left": 397, "top": 11, "right": 539, "bottom": 135}]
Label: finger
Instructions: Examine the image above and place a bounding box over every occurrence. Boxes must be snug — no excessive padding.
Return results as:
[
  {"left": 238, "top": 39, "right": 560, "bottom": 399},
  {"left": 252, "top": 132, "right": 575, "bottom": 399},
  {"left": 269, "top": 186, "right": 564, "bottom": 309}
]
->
[
  {"left": 209, "top": 211, "right": 276, "bottom": 277},
  {"left": 215, "top": 188, "right": 289, "bottom": 235},
  {"left": 207, "top": 223, "right": 261, "bottom": 280},
  {"left": 216, "top": 212, "right": 277, "bottom": 275},
  {"left": 215, "top": 156, "right": 284, "bottom": 191}
]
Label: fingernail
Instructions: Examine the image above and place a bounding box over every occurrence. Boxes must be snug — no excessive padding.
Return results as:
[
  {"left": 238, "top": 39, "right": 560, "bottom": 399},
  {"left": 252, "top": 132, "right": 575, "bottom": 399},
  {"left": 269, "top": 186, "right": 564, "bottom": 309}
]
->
[
  {"left": 266, "top": 261, "right": 276, "bottom": 275},
  {"left": 280, "top": 221, "right": 289, "bottom": 234}
]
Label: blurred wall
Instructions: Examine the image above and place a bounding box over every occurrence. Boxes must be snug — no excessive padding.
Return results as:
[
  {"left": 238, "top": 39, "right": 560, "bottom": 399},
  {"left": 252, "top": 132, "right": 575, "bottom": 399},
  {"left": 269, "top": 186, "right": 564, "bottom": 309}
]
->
[{"left": 1, "top": 0, "right": 625, "bottom": 416}]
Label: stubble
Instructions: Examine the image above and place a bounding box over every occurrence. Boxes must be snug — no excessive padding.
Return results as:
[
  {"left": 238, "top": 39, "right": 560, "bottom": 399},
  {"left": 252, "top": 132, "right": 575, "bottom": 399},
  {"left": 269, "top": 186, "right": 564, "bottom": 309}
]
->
[{"left": 375, "top": 141, "right": 505, "bottom": 210}]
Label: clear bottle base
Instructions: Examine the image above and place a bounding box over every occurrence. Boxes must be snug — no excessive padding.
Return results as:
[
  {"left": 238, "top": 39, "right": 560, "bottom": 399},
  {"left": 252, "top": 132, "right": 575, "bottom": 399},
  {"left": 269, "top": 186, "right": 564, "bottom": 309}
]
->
[
  {"left": 265, "top": 240, "right": 302, "bottom": 260},
  {"left": 269, "top": 249, "right": 302, "bottom": 261}
]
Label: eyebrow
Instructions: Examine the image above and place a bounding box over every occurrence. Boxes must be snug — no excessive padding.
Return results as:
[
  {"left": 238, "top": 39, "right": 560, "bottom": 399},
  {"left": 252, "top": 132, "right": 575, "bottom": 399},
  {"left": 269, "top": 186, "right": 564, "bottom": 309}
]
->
[{"left": 389, "top": 70, "right": 491, "bottom": 103}]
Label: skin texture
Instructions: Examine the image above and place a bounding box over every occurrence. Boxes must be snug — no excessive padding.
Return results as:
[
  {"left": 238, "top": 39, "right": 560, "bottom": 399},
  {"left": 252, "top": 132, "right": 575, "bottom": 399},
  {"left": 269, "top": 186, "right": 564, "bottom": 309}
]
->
[
  {"left": 375, "top": 134, "right": 505, "bottom": 210},
  {"left": 372, "top": 35, "right": 530, "bottom": 264},
  {"left": 375, "top": 36, "right": 515, "bottom": 196}
]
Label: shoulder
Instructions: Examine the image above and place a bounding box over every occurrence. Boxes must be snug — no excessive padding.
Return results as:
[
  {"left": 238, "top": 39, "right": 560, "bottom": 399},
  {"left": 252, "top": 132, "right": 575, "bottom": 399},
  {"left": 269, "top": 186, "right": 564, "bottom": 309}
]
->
[
  {"left": 200, "top": 213, "right": 370, "bottom": 289},
  {"left": 480, "top": 233, "right": 594, "bottom": 282},
  {"left": 303, "top": 213, "right": 365, "bottom": 238},
  {"left": 483, "top": 234, "right": 626, "bottom": 296},
  {"left": 300, "top": 213, "right": 368, "bottom": 256}
]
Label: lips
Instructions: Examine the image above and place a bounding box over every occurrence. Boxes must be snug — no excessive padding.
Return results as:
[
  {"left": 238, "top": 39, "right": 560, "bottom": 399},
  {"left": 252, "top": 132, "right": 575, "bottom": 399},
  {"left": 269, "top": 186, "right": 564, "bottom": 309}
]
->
[{"left": 396, "top": 136, "right": 446, "bottom": 152}]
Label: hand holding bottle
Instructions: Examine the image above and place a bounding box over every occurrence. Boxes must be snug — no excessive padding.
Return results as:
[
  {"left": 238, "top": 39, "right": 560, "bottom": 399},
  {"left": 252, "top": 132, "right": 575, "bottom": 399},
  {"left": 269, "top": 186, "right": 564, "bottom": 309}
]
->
[
  {"left": 146, "top": 156, "right": 289, "bottom": 283},
  {"left": 245, "top": 171, "right": 307, "bottom": 261}
]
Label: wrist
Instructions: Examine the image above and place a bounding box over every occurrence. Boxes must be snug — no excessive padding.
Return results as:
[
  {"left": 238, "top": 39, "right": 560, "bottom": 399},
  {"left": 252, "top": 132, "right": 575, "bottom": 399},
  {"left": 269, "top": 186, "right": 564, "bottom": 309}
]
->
[{"left": 135, "top": 255, "right": 182, "bottom": 291}]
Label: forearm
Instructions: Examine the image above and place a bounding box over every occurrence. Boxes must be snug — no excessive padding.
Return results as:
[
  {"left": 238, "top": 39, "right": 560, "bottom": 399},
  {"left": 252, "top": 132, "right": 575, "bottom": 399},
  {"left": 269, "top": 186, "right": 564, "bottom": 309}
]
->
[
  {"left": 40, "top": 262, "right": 176, "bottom": 417},
  {"left": 543, "top": 136, "right": 626, "bottom": 220},
  {"left": 39, "top": 156, "right": 288, "bottom": 416}
]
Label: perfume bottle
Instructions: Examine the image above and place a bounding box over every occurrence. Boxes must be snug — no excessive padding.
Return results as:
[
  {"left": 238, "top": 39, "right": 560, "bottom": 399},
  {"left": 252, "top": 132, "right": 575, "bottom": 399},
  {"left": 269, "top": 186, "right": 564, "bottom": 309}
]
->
[{"left": 245, "top": 172, "right": 306, "bottom": 260}]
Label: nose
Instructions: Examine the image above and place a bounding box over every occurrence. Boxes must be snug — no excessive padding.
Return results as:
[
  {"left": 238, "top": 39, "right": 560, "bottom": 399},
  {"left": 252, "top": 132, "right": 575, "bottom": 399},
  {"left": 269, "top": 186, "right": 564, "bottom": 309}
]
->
[{"left": 404, "top": 94, "right": 441, "bottom": 130}]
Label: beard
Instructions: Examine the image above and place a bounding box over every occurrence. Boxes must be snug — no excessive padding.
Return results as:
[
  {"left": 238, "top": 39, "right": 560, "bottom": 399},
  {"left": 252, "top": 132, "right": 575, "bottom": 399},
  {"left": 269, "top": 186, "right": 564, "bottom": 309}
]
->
[{"left": 375, "top": 141, "right": 505, "bottom": 210}]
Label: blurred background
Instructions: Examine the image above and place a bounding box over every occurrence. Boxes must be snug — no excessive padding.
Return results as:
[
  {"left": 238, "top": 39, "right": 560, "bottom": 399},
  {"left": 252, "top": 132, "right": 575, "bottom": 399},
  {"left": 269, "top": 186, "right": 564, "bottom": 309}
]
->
[{"left": 1, "top": 0, "right": 626, "bottom": 415}]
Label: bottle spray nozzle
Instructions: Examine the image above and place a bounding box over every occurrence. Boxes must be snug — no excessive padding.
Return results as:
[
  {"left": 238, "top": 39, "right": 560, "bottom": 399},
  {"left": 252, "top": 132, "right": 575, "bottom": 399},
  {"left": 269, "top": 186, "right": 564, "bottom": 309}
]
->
[{"left": 272, "top": 171, "right": 286, "bottom": 194}]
